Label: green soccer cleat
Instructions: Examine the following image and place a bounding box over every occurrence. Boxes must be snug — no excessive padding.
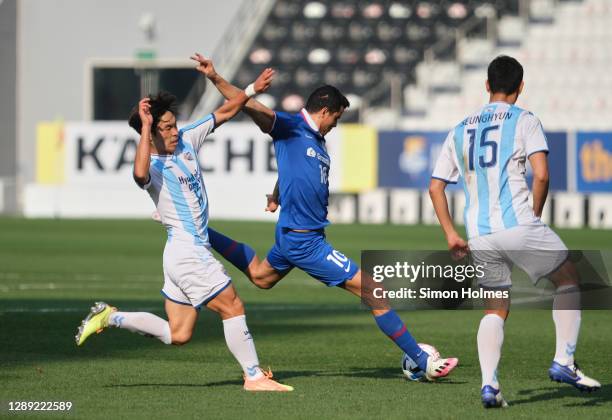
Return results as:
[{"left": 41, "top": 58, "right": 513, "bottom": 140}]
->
[{"left": 75, "top": 302, "right": 115, "bottom": 346}]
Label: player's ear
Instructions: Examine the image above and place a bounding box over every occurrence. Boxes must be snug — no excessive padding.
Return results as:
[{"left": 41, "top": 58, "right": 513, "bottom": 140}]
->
[
  {"left": 485, "top": 80, "right": 491, "bottom": 93},
  {"left": 517, "top": 80, "right": 524, "bottom": 95}
]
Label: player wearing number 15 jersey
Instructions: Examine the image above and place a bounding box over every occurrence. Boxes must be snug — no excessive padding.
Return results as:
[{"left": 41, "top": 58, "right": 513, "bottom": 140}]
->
[
  {"left": 186, "top": 54, "right": 458, "bottom": 382},
  {"left": 430, "top": 55, "right": 600, "bottom": 408},
  {"left": 432, "top": 96, "right": 547, "bottom": 238}
]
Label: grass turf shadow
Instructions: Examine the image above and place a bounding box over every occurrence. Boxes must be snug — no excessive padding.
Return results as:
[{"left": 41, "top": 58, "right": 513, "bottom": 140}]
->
[
  {"left": 103, "top": 367, "right": 467, "bottom": 389},
  {"left": 511, "top": 383, "right": 611, "bottom": 407}
]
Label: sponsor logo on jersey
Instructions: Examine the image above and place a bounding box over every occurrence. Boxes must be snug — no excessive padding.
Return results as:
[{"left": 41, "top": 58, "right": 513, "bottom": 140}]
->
[
  {"left": 306, "top": 147, "right": 316, "bottom": 158},
  {"left": 317, "top": 153, "right": 330, "bottom": 165}
]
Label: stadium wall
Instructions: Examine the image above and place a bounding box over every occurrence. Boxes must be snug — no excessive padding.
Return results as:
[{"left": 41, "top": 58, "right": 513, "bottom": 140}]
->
[
  {"left": 16, "top": 0, "right": 245, "bottom": 192},
  {"left": 25, "top": 121, "right": 612, "bottom": 228},
  {"left": 0, "top": 0, "right": 17, "bottom": 213}
]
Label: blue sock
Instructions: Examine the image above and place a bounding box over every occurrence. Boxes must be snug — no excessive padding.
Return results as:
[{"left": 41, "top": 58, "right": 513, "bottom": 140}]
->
[
  {"left": 375, "top": 310, "right": 428, "bottom": 371},
  {"left": 208, "top": 228, "right": 256, "bottom": 272}
]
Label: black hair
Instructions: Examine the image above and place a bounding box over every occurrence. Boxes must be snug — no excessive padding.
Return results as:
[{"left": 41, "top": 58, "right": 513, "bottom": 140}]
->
[
  {"left": 487, "top": 55, "right": 524, "bottom": 95},
  {"left": 305, "top": 85, "right": 350, "bottom": 113},
  {"left": 128, "top": 91, "right": 179, "bottom": 134}
]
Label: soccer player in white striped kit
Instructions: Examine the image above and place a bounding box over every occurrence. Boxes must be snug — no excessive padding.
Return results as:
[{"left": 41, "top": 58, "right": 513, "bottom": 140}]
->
[
  {"left": 75, "top": 58, "right": 292, "bottom": 392},
  {"left": 429, "top": 55, "right": 600, "bottom": 408}
]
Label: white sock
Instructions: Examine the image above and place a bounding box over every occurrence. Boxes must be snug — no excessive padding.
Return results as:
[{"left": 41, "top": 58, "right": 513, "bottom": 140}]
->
[
  {"left": 477, "top": 314, "right": 504, "bottom": 389},
  {"left": 109, "top": 311, "right": 172, "bottom": 345},
  {"left": 553, "top": 285, "right": 581, "bottom": 366},
  {"left": 222, "top": 315, "right": 263, "bottom": 380}
]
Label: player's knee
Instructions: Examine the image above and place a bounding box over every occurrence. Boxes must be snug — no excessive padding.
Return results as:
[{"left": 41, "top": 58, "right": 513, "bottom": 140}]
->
[
  {"left": 171, "top": 330, "right": 192, "bottom": 345},
  {"left": 255, "top": 280, "right": 275, "bottom": 290},
  {"left": 550, "top": 261, "right": 579, "bottom": 288},
  {"left": 253, "top": 275, "right": 276, "bottom": 289},
  {"left": 216, "top": 296, "right": 245, "bottom": 318},
  {"left": 229, "top": 296, "right": 245, "bottom": 314},
  {"left": 485, "top": 309, "right": 509, "bottom": 320}
]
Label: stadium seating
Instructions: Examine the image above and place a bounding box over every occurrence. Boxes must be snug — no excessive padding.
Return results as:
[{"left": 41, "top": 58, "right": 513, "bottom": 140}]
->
[
  {"left": 227, "top": 0, "right": 611, "bottom": 131},
  {"left": 401, "top": 0, "right": 612, "bottom": 130},
  {"left": 231, "top": 0, "right": 522, "bottom": 120}
]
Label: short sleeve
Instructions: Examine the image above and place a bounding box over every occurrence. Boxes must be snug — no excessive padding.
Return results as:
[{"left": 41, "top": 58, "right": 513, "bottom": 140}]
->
[
  {"left": 180, "top": 113, "right": 216, "bottom": 153},
  {"left": 431, "top": 131, "right": 460, "bottom": 184},
  {"left": 269, "top": 111, "right": 294, "bottom": 139},
  {"left": 520, "top": 112, "right": 548, "bottom": 158}
]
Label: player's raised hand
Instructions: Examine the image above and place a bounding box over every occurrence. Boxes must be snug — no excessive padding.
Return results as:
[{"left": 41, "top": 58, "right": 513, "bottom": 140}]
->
[
  {"left": 265, "top": 194, "right": 279, "bottom": 213},
  {"left": 190, "top": 53, "right": 217, "bottom": 79},
  {"left": 138, "top": 97, "right": 153, "bottom": 128},
  {"left": 447, "top": 232, "right": 469, "bottom": 261},
  {"left": 254, "top": 68, "right": 275, "bottom": 94}
]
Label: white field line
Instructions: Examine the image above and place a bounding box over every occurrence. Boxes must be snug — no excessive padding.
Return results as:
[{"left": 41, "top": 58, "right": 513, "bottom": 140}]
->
[
  {"left": 0, "top": 304, "right": 347, "bottom": 314},
  {"left": 3, "top": 283, "right": 156, "bottom": 291},
  {"left": 0, "top": 306, "right": 160, "bottom": 314},
  {"left": 0, "top": 272, "right": 324, "bottom": 293},
  {"left": 0, "top": 272, "right": 162, "bottom": 283}
]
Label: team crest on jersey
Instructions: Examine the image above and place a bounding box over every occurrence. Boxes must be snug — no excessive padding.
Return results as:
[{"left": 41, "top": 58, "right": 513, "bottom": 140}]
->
[
  {"left": 183, "top": 152, "right": 194, "bottom": 161},
  {"left": 306, "top": 147, "right": 316, "bottom": 158}
]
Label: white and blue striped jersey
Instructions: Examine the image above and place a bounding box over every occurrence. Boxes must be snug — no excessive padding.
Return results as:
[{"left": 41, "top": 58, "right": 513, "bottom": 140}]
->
[
  {"left": 140, "top": 114, "right": 215, "bottom": 245},
  {"left": 432, "top": 102, "right": 549, "bottom": 239}
]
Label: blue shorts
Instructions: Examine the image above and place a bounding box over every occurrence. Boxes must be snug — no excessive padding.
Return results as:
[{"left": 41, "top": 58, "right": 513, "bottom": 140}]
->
[{"left": 266, "top": 226, "right": 359, "bottom": 287}]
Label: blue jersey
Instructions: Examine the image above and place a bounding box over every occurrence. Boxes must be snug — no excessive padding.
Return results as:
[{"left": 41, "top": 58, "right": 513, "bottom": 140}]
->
[{"left": 270, "top": 109, "right": 331, "bottom": 230}]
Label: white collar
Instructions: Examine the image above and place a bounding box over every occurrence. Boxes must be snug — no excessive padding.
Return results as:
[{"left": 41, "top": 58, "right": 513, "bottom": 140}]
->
[{"left": 300, "top": 108, "right": 320, "bottom": 132}]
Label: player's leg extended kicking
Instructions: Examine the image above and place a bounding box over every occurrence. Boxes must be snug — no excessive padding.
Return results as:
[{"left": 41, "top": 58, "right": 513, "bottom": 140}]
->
[
  {"left": 75, "top": 259, "right": 292, "bottom": 392},
  {"left": 208, "top": 227, "right": 458, "bottom": 381}
]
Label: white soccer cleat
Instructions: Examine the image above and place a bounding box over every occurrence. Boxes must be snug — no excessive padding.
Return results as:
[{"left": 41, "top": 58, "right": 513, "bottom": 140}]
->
[
  {"left": 425, "top": 354, "right": 459, "bottom": 381},
  {"left": 548, "top": 361, "right": 601, "bottom": 392}
]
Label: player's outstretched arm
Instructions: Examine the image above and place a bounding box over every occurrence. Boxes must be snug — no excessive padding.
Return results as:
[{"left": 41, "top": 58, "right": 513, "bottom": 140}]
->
[
  {"left": 528, "top": 151, "right": 549, "bottom": 217},
  {"left": 429, "top": 179, "right": 468, "bottom": 259},
  {"left": 210, "top": 67, "right": 274, "bottom": 128},
  {"left": 191, "top": 53, "right": 276, "bottom": 132},
  {"left": 133, "top": 97, "right": 153, "bottom": 187}
]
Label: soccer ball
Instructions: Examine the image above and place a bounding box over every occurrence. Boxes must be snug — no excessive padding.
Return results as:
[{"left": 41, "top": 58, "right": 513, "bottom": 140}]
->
[{"left": 401, "top": 343, "right": 440, "bottom": 381}]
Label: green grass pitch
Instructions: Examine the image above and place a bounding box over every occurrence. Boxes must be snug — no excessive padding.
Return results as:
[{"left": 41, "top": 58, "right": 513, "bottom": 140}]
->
[{"left": 0, "top": 218, "right": 610, "bottom": 419}]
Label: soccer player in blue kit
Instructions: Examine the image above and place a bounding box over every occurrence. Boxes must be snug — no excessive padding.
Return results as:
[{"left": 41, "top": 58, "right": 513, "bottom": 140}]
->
[{"left": 191, "top": 54, "right": 458, "bottom": 381}]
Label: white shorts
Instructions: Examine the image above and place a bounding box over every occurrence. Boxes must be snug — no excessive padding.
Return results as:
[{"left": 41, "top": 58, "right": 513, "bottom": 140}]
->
[
  {"left": 162, "top": 238, "right": 231, "bottom": 309},
  {"left": 468, "top": 223, "right": 568, "bottom": 288}
]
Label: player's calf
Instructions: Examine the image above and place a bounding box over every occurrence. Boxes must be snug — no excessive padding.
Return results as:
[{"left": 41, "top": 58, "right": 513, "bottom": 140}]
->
[
  {"left": 206, "top": 287, "right": 245, "bottom": 319},
  {"left": 170, "top": 330, "right": 193, "bottom": 346}
]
